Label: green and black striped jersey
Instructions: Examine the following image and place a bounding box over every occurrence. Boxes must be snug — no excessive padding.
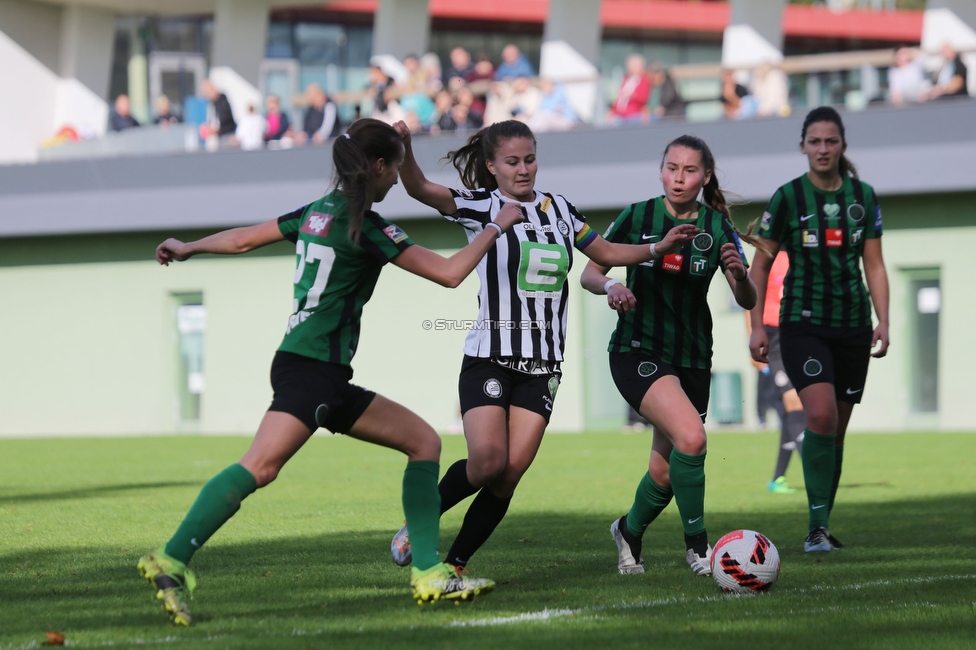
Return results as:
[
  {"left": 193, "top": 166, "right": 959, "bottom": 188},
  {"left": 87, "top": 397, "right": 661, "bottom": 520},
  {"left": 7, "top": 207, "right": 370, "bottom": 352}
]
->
[
  {"left": 605, "top": 196, "right": 747, "bottom": 370},
  {"left": 275, "top": 190, "right": 414, "bottom": 366},
  {"left": 759, "top": 174, "right": 882, "bottom": 328}
]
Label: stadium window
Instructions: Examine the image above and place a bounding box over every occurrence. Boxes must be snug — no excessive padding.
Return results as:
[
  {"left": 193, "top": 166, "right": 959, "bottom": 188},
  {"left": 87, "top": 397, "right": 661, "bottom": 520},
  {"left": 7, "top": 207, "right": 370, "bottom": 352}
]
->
[
  {"left": 905, "top": 269, "right": 940, "bottom": 413},
  {"left": 173, "top": 293, "right": 205, "bottom": 425}
]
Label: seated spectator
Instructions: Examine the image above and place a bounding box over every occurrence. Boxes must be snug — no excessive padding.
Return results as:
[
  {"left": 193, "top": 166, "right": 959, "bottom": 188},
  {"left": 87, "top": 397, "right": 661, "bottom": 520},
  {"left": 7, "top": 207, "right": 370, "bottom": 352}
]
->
[
  {"left": 431, "top": 89, "right": 456, "bottom": 134},
  {"left": 418, "top": 52, "right": 444, "bottom": 96},
  {"left": 494, "top": 44, "right": 535, "bottom": 80},
  {"left": 456, "top": 84, "right": 484, "bottom": 124},
  {"left": 297, "top": 84, "right": 340, "bottom": 144},
  {"left": 888, "top": 46, "right": 927, "bottom": 105},
  {"left": 366, "top": 65, "right": 395, "bottom": 119},
  {"left": 721, "top": 69, "right": 756, "bottom": 119},
  {"left": 510, "top": 76, "right": 542, "bottom": 123},
  {"left": 263, "top": 95, "right": 291, "bottom": 142},
  {"left": 399, "top": 82, "right": 436, "bottom": 129},
  {"left": 483, "top": 81, "right": 515, "bottom": 126},
  {"left": 650, "top": 66, "right": 686, "bottom": 119},
  {"left": 110, "top": 95, "right": 140, "bottom": 131},
  {"left": 201, "top": 79, "right": 237, "bottom": 137},
  {"left": 928, "top": 42, "right": 969, "bottom": 100},
  {"left": 450, "top": 102, "right": 481, "bottom": 134},
  {"left": 608, "top": 54, "right": 651, "bottom": 123},
  {"left": 152, "top": 95, "right": 182, "bottom": 126},
  {"left": 471, "top": 54, "right": 495, "bottom": 84},
  {"left": 235, "top": 104, "right": 265, "bottom": 151},
  {"left": 751, "top": 64, "right": 790, "bottom": 118},
  {"left": 528, "top": 79, "right": 578, "bottom": 132},
  {"left": 444, "top": 46, "right": 476, "bottom": 85}
]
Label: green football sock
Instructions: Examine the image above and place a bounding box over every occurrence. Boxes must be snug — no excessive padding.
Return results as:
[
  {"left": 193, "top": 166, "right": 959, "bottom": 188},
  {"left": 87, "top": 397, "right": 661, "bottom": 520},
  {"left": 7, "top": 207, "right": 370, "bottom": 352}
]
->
[
  {"left": 626, "top": 472, "right": 674, "bottom": 538},
  {"left": 165, "top": 463, "right": 257, "bottom": 565},
  {"left": 402, "top": 461, "right": 441, "bottom": 571},
  {"left": 800, "top": 429, "right": 836, "bottom": 531},
  {"left": 669, "top": 449, "right": 706, "bottom": 536},
  {"left": 828, "top": 444, "right": 844, "bottom": 513}
]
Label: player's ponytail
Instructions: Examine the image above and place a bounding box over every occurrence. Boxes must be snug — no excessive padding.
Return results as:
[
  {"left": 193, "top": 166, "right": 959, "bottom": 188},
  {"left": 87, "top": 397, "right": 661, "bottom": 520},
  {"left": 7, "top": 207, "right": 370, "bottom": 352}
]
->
[
  {"left": 662, "top": 135, "right": 771, "bottom": 256},
  {"left": 801, "top": 106, "right": 858, "bottom": 179},
  {"left": 331, "top": 118, "right": 403, "bottom": 244},
  {"left": 445, "top": 120, "right": 536, "bottom": 191}
]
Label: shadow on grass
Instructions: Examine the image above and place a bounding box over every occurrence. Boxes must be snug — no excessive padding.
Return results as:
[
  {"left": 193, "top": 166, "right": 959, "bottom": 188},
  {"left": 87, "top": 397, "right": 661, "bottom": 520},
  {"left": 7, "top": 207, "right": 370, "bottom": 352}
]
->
[
  {"left": 0, "top": 481, "right": 202, "bottom": 505},
  {"left": 2, "top": 492, "right": 975, "bottom": 649}
]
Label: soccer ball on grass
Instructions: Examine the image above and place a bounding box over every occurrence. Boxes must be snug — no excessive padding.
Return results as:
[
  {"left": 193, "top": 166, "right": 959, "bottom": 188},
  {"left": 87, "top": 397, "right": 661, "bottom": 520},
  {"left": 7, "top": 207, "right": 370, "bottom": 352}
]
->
[{"left": 710, "top": 529, "right": 780, "bottom": 593}]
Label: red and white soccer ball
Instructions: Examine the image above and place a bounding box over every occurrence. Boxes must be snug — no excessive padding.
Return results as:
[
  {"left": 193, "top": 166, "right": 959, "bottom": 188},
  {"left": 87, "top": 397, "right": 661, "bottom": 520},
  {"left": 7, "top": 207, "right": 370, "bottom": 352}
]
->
[{"left": 710, "top": 530, "right": 780, "bottom": 594}]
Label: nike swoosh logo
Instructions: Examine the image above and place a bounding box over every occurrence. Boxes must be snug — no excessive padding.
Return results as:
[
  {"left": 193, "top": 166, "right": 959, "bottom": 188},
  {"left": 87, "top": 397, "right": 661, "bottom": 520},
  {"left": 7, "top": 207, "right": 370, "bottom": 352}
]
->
[
  {"left": 190, "top": 538, "right": 200, "bottom": 548},
  {"left": 687, "top": 516, "right": 702, "bottom": 524},
  {"left": 641, "top": 234, "right": 658, "bottom": 241},
  {"left": 800, "top": 214, "right": 816, "bottom": 221},
  {"left": 846, "top": 388, "right": 863, "bottom": 395},
  {"left": 811, "top": 504, "right": 826, "bottom": 510}
]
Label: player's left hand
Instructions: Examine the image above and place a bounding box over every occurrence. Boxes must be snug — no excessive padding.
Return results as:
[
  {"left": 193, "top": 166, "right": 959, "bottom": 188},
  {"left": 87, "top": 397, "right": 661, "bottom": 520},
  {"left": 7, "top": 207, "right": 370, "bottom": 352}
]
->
[
  {"left": 607, "top": 283, "right": 637, "bottom": 313},
  {"left": 720, "top": 242, "right": 747, "bottom": 281},
  {"left": 156, "top": 239, "right": 190, "bottom": 265},
  {"left": 871, "top": 322, "right": 889, "bottom": 358}
]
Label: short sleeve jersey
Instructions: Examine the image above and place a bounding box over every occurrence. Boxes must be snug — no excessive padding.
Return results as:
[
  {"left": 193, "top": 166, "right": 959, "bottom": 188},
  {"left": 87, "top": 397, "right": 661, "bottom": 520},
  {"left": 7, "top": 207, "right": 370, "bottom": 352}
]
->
[
  {"left": 759, "top": 174, "right": 882, "bottom": 328},
  {"left": 445, "top": 188, "right": 597, "bottom": 361},
  {"left": 276, "top": 190, "right": 414, "bottom": 365},
  {"left": 605, "top": 196, "right": 747, "bottom": 370}
]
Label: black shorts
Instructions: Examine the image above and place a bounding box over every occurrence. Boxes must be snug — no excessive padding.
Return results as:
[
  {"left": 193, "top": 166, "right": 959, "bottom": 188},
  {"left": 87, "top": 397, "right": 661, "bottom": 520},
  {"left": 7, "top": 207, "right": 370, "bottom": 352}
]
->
[
  {"left": 458, "top": 356, "right": 561, "bottom": 423},
  {"left": 609, "top": 352, "right": 711, "bottom": 422},
  {"left": 765, "top": 325, "right": 795, "bottom": 397},
  {"left": 779, "top": 321, "right": 873, "bottom": 403},
  {"left": 268, "top": 351, "right": 376, "bottom": 433}
]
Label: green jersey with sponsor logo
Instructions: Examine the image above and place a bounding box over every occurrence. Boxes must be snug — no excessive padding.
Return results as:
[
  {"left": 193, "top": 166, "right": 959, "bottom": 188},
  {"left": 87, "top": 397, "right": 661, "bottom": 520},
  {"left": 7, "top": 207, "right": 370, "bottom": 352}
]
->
[
  {"left": 275, "top": 190, "right": 414, "bottom": 366},
  {"left": 759, "top": 174, "right": 882, "bottom": 328},
  {"left": 604, "top": 196, "right": 746, "bottom": 369}
]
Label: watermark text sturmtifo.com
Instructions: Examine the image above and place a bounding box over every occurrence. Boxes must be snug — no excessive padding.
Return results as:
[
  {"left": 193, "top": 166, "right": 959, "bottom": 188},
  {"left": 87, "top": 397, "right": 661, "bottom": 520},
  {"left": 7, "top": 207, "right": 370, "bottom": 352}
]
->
[{"left": 422, "top": 319, "right": 549, "bottom": 331}]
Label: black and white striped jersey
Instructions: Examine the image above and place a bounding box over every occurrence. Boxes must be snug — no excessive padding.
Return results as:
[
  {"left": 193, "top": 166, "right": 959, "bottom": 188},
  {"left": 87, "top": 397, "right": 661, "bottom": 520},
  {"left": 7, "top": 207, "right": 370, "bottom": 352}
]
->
[{"left": 445, "top": 188, "right": 598, "bottom": 361}]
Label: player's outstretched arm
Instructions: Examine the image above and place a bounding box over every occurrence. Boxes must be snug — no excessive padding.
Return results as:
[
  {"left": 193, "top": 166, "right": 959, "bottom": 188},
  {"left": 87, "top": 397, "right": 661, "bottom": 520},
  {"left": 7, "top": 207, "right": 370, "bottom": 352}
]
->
[
  {"left": 746, "top": 238, "right": 779, "bottom": 363},
  {"left": 862, "top": 238, "right": 890, "bottom": 358},
  {"left": 156, "top": 219, "right": 285, "bottom": 265},
  {"left": 392, "top": 202, "right": 524, "bottom": 288},
  {"left": 393, "top": 121, "right": 458, "bottom": 216},
  {"left": 580, "top": 224, "right": 699, "bottom": 267},
  {"left": 580, "top": 260, "right": 636, "bottom": 314}
]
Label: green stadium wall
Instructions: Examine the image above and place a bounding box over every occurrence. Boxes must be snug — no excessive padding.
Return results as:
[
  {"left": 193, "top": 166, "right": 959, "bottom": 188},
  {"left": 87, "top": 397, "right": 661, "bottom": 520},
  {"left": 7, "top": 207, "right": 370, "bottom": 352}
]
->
[{"left": 1, "top": 193, "right": 974, "bottom": 436}]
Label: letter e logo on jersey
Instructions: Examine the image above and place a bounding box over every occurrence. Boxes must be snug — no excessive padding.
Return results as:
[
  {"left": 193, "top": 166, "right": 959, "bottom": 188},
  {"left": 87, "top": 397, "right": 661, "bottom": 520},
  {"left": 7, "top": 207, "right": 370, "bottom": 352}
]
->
[
  {"left": 825, "top": 228, "right": 843, "bottom": 247},
  {"left": 383, "top": 224, "right": 409, "bottom": 244},
  {"left": 518, "top": 242, "right": 569, "bottom": 294},
  {"left": 300, "top": 212, "right": 333, "bottom": 237},
  {"left": 662, "top": 253, "right": 683, "bottom": 273},
  {"left": 802, "top": 230, "right": 818, "bottom": 247}
]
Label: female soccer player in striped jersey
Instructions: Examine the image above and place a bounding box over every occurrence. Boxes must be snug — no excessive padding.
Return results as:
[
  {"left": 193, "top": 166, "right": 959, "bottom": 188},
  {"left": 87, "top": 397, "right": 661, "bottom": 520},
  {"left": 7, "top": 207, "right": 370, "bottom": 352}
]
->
[
  {"left": 137, "top": 119, "right": 524, "bottom": 625},
  {"left": 580, "top": 135, "right": 760, "bottom": 577},
  {"left": 749, "top": 106, "right": 889, "bottom": 553},
  {"left": 389, "top": 120, "right": 698, "bottom": 571}
]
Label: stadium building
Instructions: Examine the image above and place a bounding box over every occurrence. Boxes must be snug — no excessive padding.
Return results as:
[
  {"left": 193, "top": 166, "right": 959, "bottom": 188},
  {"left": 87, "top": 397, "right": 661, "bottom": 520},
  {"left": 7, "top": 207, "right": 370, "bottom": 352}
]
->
[{"left": 1, "top": 0, "right": 975, "bottom": 436}]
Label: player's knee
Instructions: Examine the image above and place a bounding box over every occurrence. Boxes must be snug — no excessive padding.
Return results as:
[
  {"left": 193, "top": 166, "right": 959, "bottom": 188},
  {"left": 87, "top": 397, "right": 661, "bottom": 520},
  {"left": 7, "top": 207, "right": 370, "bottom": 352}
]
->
[
  {"left": 466, "top": 451, "right": 507, "bottom": 486},
  {"left": 673, "top": 428, "right": 707, "bottom": 456},
  {"left": 404, "top": 424, "right": 441, "bottom": 461},
  {"left": 251, "top": 464, "right": 281, "bottom": 488},
  {"left": 805, "top": 409, "right": 837, "bottom": 435}
]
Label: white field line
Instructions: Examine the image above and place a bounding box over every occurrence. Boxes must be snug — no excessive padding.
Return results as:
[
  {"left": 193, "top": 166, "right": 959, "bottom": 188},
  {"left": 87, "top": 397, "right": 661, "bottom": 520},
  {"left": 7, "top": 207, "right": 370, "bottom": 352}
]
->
[{"left": 2, "top": 573, "right": 973, "bottom": 649}]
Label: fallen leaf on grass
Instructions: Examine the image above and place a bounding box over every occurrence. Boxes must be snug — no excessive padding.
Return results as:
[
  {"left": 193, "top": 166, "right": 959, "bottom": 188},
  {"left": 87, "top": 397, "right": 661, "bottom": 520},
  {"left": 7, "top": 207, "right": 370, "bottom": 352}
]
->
[{"left": 43, "top": 631, "right": 65, "bottom": 645}]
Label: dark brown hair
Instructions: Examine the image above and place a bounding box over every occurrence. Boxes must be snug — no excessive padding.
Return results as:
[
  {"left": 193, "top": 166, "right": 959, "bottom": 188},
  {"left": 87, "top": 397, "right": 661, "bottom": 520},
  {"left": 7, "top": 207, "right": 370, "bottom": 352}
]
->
[
  {"left": 801, "top": 106, "right": 858, "bottom": 179},
  {"left": 445, "top": 120, "right": 537, "bottom": 190},
  {"left": 661, "top": 135, "right": 771, "bottom": 256},
  {"left": 331, "top": 118, "right": 403, "bottom": 243}
]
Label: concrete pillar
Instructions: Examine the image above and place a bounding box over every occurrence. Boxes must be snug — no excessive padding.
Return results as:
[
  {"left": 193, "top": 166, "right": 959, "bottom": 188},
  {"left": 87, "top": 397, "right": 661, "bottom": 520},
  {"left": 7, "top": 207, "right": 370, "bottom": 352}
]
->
[
  {"left": 372, "top": 0, "right": 429, "bottom": 58},
  {"left": 541, "top": 0, "right": 602, "bottom": 122},
  {"left": 722, "top": 0, "right": 787, "bottom": 68},
  {"left": 58, "top": 4, "right": 115, "bottom": 101},
  {"left": 127, "top": 22, "right": 149, "bottom": 124},
  {"left": 211, "top": 0, "right": 269, "bottom": 88}
]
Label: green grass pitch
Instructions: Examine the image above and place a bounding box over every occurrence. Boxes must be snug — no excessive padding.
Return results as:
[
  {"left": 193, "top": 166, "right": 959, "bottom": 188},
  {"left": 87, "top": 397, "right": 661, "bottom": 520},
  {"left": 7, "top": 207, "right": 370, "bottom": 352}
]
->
[{"left": 2, "top": 432, "right": 974, "bottom": 649}]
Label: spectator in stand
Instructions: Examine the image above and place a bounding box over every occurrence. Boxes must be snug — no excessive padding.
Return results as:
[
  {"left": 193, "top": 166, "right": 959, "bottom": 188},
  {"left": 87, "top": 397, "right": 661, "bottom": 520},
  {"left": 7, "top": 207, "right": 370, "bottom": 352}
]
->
[
  {"left": 471, "top": 54, "right": 495, "bottom": 84},
  {"left": 608, "top": 54, "right": 652, "bottom": 123},
  {"left": 509, "top": 76, "right": 542, "bottom": 124},
  {"left": 450, "top": 102, "right": 481, "bottom": 134},
  {"left": 457, "top": 85, "right": 484, "bottom": 124},
  {"left": 297, "top": 84, "right": 340, "bottom": 145},
  {"left": 201, "top": 79, "right": 237, "bottom": 137},
  {"left": 483, "top": 81, "right": 514, "bottom": 126},
  {"left": 263, "top": 95, "right": 291, "bottom": 143},
  {"left": 110, "top": 95, "right": 140, "bottom": 131},
  {"left": 235, "top": 104, "right": 265, "bottom": 151},
  {"left": 431, "top": 90, "right": 456, "bottom": 134},
  {"left": 418, "top": 52, "right": 444, "bottom": 95},
  {"left": 721, "top": 69, "right": 755, "bottom": 119},
  {"left": 445, "top": 46, "right": 476, "bottom": 85},
  {"left": 153, "top": 95, "right": 182, "bottom": 126},
  {"left": 650, "top": 66, "right": 686, "bottom": 119},
  {"left": 528, "top": 79, "right": 578, "bottom": 132},
  {"left": 367, "top": 65, "right": 395, "bottom": 119},
  {"left": 751, "top": 64, "right": 790, "bottom": 118},
  {"left": 400, "top": 82, "right": 437, "bottom": 130},
  {"left": 928, "top": 42, "right": 969, "bottom": 100},
  {"left": 888, "top": 46, "right": 927, "bottom": 105},
  {"left": 494, "top": 44, "right": 535, "bottom": 80}
]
